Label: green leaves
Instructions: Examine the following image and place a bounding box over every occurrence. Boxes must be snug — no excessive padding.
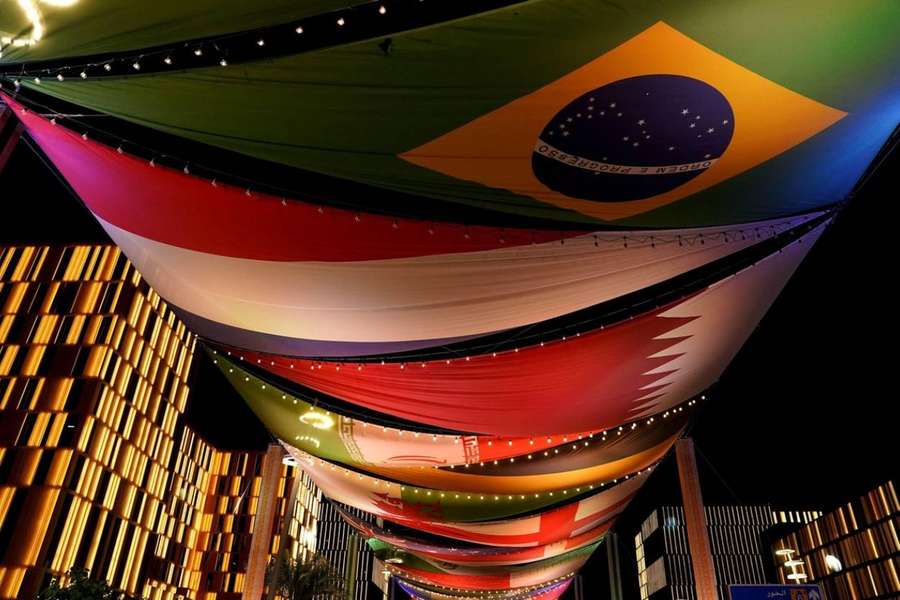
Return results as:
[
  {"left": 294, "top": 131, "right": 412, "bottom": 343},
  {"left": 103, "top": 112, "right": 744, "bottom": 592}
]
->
[
  {"left": 266, "top": 552, "right": 346, "bottom": 600},
  {"left": 38, "top": 568, "right": 141, "bottom": 600}
]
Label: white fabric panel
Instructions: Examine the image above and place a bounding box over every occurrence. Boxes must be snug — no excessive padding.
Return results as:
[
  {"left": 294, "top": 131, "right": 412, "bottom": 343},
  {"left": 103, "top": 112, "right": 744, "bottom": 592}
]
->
[
  {"left": 97, "top": 213, "right": 820, "bottom": 343},
  {"left": 628, "top": 219, "right": 828, "bottom": 418}
]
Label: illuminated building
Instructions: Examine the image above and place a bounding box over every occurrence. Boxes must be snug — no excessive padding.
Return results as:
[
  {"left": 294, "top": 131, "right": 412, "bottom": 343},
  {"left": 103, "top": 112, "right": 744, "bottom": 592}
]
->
[
  {"left": 633, "top": 505, "right": 823, "bottom": 600},
  {"left": 771, "top": 480, "right": 899, "bottom": 599},
  {"left": 316, "top": 500, "right": 379, "bottom": 600},
  {"left": 0, "top": 244, "right": 320, "bottom": 600}
]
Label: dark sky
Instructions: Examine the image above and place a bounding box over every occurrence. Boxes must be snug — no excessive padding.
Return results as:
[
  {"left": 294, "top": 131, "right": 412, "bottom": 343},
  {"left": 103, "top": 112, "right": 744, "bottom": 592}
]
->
[{"left": 1, "top": 124, "right": 897, "bottom": 593}]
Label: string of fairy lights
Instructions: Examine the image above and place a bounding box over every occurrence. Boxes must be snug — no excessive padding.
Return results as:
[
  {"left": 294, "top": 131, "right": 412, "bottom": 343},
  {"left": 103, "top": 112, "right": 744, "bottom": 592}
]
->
[
  {"left": 391, "top": 568, "right": 578, "bottom": 597},
  {"left": 398, "top": 575, "right": 575, "bottom": 600},
  {"left": 288, "top": 443, "right": 658, "bottom": 507},
  {"left": 0, "top": 0, "right": 532, "bottom": 80},
  {"left": 213, "top": 351, "right": 703, "bottom": 469}
]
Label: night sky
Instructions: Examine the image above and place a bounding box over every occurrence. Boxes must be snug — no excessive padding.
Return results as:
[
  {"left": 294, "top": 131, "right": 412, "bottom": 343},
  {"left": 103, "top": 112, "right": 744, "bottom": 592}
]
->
[{"left": 1, "top": 126, "right": 896, "bottom": 593}]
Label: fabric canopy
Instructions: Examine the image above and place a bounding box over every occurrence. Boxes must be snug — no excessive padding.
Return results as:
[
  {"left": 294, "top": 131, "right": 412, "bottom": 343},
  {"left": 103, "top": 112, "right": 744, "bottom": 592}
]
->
[
  {"left": 398, "top": 578, "right": 572, "bottom": 600},
  {"left": 376, "top": 543, "right": 597, "bottom": 591},
  {"left": 285, "top": 446, "right": 650, "bottom": 525},
  {"left": 212, "top": 352, "right": 619, "bottom": 468},
  {"left": 339, "top": 506, "right": 612, "bottom": 567},
  {"left": 0, "top": 0, "right": 869, "bottom": 593},
  {"left": 215, "top": 350, "right": 687, "bottom": 491},
  {"left": 285, "top": 447, "right": 646, "bottom": 545},
  {"left": 5, "top": 94, "right": 825, "bottom": 356},
  {"left": 237, "top": 221, "right": 826, "bottom": 436},
  {"left": 13, "top": 1, "right": 899, "bottom": 226}
]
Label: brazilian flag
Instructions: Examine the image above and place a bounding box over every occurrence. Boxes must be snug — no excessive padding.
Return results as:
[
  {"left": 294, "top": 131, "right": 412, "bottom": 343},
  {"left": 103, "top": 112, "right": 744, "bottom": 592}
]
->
[{"left": 10, "top": 0, "right": 900, "bottom": 226}]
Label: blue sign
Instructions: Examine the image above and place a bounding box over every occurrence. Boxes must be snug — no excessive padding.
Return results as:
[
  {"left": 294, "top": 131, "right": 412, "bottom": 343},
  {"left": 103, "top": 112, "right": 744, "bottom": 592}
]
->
[{"left": 729, "top": 585, "right": 823, "bottom": 600}]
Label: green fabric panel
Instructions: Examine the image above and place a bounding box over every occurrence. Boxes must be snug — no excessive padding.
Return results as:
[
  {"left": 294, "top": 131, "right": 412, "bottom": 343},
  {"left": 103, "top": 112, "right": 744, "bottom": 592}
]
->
[
  {"left": 212, "top": 353, "right": 357, "bottom": 465},
  {"left": 0, "top": 0, "right": 353, "bottom": 62},
  {"left": 20, "top": 0, "right": 900, "bottom": 225},
  {"left": 373, "top": 542, "right": 602, "bottom": 575},
  {"left": 213, "top": 354, "right": 608, "bottom": 523},
  {"left": 397, "top": 485, "right": 596, "bottom": 523}
]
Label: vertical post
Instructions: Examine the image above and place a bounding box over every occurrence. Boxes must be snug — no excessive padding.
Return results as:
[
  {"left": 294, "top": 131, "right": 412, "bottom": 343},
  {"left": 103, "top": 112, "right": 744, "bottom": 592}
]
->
[
  {"left": 345, "top": 534, "right": 359, "bottom": 600},
  {"left": 675, "top": 438, "right": 719, "bottom": 600},
  {"left": 606, "top": 531, "right": 624, "bottom": 600},
  {"left": 244, "top": 444, "right": 285, "bottom": 600},
  {"left": 265, "top": 468, "right": 301, "bottom": 600}
]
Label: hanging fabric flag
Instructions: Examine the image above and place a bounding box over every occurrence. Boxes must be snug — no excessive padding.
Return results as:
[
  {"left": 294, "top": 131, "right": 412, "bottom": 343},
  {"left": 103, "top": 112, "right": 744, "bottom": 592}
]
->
[
  {"left": 5, "top": 94, "right": 825, "bottom": 357},
  {"left": 211, "top": 352, "right": 619, "bottom": 467},
  {"left": 12, "top": 1, "right": 897, "bottom": 226},
  {"left": 398, "top": 578, "right": 572, "bottom": 600},
  {"left": 285, "top": 446, "right": 649, "bottom": 525},
  {"left": 339, "top": 505, "right": 612, "bottom": 567},
  {"left": 287, "top": 446, "right": 646, "bottom": 546},
  {"left": 241, "top": 221, "right": 827, "bottom": 436},
  {"left": 375, "top": 542, "right": 598, "bottom": 591}
]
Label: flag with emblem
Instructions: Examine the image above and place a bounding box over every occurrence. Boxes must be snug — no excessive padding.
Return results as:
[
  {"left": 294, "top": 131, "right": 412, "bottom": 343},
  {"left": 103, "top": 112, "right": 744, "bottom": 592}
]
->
[{"left": 402, "top": 22, "right": 845, "bottom": 221}]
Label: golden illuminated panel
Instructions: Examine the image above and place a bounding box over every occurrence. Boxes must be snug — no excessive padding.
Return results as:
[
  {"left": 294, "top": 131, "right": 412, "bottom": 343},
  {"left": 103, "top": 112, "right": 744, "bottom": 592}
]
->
[
  {"left": 772, "top": 481, "right": 899, "bottom": 600},
  {"left": 0, "top": 245, "right": 321, "bottom": 600}
]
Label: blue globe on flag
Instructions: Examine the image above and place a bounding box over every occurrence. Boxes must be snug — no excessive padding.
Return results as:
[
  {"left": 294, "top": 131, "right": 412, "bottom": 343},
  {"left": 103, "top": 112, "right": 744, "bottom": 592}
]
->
[{"left": 532, "top": 74, "right": 735, "bottom": 202}]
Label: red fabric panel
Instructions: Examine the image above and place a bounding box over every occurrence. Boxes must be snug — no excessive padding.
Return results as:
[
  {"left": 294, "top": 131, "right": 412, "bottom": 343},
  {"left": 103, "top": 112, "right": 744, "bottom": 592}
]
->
[
  {"left": 385, "top": 493, "right": 632, "bottom": 547},
  {"left": 340, "top": 506, "right": 611, "bottom": 565},
  {"left": 233, "top": 302, "right": 695, "bottom": 436},
  {"left": 6, "top": 94, "right": 582, "bottom": 261}
]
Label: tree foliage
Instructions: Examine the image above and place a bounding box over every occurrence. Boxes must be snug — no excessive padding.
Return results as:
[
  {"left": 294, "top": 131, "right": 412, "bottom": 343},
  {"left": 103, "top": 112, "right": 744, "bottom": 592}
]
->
[
  {"left": 38, "top": 567, "right": 140, "bottom": 600},
  {"left": 267, "top": 553, "right": 346, "bottom": 600}
]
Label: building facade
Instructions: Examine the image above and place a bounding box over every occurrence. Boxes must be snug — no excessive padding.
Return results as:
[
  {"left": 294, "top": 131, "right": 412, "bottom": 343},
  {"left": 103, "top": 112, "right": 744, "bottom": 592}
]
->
[
  {"left": 316, "top": 500, "right": 379, "bottom": 600},
  {"left": 0, "top": 244, "right": 319, "bottom": 600},
  {"left": 771, "top": 480, "right": 899, "bottom": 600},
  {"left": 634, "top": 505, "right": 822, "bottom": 600}
]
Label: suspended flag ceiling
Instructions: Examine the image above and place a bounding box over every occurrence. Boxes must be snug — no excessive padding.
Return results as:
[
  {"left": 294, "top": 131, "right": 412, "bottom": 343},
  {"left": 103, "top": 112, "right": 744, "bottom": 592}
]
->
[
  {"left": 4, "top": 0, "right": 899, "bottom": 227},
  {"left": 2, "top": 0, "right": 895, "bottom": 595}
]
